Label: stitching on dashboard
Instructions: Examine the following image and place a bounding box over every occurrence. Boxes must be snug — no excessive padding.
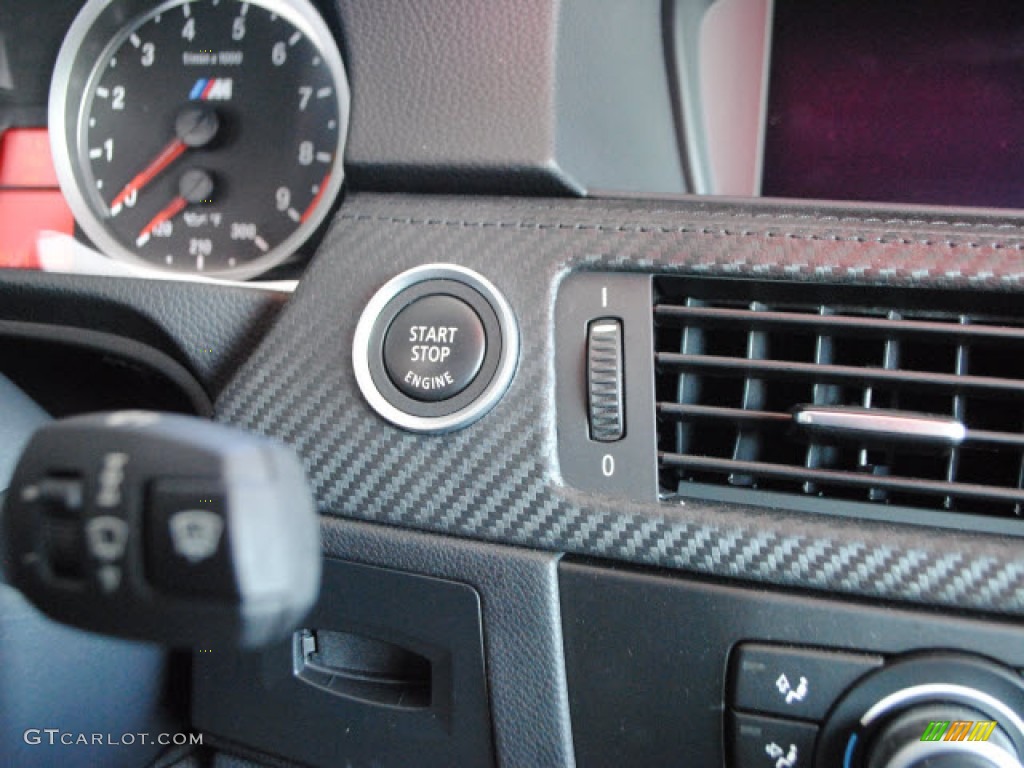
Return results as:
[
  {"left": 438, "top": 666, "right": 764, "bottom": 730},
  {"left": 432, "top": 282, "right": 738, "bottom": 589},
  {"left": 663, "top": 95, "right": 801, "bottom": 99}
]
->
[
  {"left": 688, "top": 210, "right": 1024, "bottom": 231},
  {"left": 336, "top": 212, "right": 1024, "bottom": 250},
  {"left": 339, "top": 207, "right": 1024, "bottom": 232}
]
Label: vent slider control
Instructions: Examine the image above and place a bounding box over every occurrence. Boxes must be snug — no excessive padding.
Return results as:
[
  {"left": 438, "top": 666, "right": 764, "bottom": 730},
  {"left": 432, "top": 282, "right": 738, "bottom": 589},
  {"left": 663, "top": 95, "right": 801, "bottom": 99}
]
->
[
  {"left": 588, "top": 319, "right": 625, "bottom": 442},
  {"left": 792, "top": 406, "right": 966, "bottom": 448}
]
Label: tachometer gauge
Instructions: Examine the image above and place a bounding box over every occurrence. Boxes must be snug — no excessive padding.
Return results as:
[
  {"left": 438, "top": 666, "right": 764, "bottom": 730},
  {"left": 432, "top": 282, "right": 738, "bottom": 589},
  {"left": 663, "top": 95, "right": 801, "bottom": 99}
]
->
[{"left": 49, "top": 0, "right": 350, "bottom": 279}]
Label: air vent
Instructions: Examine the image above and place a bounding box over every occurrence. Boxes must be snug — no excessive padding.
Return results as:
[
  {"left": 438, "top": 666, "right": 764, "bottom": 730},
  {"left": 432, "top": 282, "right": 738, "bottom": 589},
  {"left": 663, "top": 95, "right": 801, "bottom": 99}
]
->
[{"left": 654, "top": 278, "right": 1024, "bottom": 520}]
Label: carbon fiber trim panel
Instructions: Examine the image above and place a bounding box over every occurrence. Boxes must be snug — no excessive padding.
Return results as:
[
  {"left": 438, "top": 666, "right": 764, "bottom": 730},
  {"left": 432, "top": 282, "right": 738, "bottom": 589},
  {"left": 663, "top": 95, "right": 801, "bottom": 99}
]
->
[{"left": 217, "top": 193, "right": 1024, "bottom": 616}]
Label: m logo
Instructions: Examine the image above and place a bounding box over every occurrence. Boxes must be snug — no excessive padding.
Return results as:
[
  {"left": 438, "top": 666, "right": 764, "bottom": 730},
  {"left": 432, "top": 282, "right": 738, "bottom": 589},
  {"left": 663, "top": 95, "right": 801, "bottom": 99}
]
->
[
  {"left": 920, "top": 720, "right": 998, "bottom": 742},
  {"left": 189, "top": 77, "right": 233, "bottom": 101}
]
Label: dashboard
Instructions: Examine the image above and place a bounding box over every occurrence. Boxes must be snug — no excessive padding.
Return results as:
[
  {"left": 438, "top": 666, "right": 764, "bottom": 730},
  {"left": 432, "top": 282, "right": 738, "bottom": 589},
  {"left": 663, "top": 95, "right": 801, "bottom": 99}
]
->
[{"left": 3, "top": 2, "right": 1024, "bottom": 768}]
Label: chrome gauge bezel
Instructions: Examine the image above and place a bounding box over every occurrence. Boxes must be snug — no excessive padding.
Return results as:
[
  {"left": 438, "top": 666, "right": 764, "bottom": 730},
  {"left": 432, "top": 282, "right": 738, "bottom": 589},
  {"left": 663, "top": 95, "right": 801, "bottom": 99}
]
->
[{"left": 49, "top": 0, "right": 350, "bottom": 281}]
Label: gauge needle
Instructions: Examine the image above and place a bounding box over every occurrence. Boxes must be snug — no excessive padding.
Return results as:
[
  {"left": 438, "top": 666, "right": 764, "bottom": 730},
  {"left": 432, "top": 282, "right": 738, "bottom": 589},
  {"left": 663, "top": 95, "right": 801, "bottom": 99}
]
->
[
  {"left": 110, "top": 138, "right": 188, "bottom": 216},
  {"left": 109, "top": 104, "right": 220, "bottom": 217},
  {"left": 135, "top": 196, "right": 187, "bottom": 247},
  {"left": 136, "top": 168, "right": 215, "bottom": 248},
  {"left": 300, "top": 173, "right": 331, "bottom": 223}
]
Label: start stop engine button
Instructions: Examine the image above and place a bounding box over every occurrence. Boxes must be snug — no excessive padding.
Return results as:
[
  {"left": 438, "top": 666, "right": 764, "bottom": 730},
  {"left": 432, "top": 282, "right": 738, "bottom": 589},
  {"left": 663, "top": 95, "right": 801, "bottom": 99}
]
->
[
  {"left": 383, "top": 294, "right": 486, "bottom": 402},
  {"left": 354, "top": 264, "right": 519, "bottom": 433}
]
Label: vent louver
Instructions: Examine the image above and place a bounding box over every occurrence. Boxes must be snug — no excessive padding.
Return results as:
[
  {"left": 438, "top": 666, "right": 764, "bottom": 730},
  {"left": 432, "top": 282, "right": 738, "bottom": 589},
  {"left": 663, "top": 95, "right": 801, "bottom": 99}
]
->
[{"left": 654, "top": 278, "right": 1024, "bottom": 520}]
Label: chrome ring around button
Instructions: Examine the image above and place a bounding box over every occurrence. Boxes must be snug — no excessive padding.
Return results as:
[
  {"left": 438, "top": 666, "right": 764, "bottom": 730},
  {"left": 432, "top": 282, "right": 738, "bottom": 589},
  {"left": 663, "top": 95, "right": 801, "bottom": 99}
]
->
[{"left": 352, "top": 264, "right": 520, "bottom": 433}]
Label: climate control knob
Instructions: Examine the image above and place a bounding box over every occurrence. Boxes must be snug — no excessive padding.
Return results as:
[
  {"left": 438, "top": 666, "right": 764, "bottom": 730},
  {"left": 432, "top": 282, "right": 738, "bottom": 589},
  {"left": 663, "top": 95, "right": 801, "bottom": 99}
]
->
[
  {"left": 816, "top": 654, "right": 1024, "bottom": 768},
  {"left": 864, "top": 703, "right": 1020, "bottom": 768}
]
